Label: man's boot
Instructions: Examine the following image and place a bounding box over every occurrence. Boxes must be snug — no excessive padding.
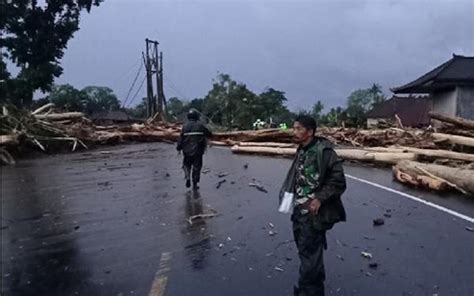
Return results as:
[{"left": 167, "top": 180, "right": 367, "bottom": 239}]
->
[
  {"left": 183, "top": 166, "right": 191, "bottom": 188},
  {"left": 192, "top": 165, "right": 201, "bottom": 190}
]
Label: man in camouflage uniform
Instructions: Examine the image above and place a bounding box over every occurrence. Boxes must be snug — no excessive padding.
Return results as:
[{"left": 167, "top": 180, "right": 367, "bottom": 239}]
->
[{"left": 283, "top": 115, "right": 346, "bottom": 296}]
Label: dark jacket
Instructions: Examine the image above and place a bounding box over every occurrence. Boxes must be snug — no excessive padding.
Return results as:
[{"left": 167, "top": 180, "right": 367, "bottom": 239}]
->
[
  {"left": 176, "top": 119, "right": 212, "bottom": 157},
  {"left": 280, "top": 137, "right": 346, "bottom": 231}
]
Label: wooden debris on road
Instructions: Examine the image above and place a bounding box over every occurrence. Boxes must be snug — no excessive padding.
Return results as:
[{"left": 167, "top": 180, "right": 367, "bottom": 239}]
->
[
  {"left": 429, "top": 112, "right": 474, "bottom": 130},
  {"left": 393, "top": 160, "right": 474, "bottom": 196},
  {"left": 2, "top": 102, "right": 473, "bottom": 198},
  {"left": 187, "top": 212, "right": 218, "bottom": 225}
]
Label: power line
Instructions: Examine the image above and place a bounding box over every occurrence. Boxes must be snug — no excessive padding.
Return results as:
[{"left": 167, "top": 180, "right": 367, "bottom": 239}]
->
[
  {"left": 126, "top": 75, "right": 147, "bottom": 108},
  {"left": 164, "top": 84, "right": 181, "bottom": 99},
  {"left": 122, "top": 61, "right": 144, "bottom": 108},
  {"left": 164, "top": 73, "right": 186, "bottom": 99},
  {"left": 111, "top": 57, "right": 141, "bottom": 87}
]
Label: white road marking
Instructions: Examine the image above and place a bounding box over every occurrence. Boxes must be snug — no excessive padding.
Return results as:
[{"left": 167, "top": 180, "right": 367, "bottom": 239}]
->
[
  {"left": 149, "top": 252, "right": 172, "bottom": 296},
  {"left": 346, "top": 174, "right": 474, "bottom": 224}
]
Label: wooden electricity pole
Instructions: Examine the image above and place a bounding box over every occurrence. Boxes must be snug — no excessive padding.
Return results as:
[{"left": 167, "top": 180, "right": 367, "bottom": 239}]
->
[{"left": 144, "top": 38, "right": 166, "bottom": 119}]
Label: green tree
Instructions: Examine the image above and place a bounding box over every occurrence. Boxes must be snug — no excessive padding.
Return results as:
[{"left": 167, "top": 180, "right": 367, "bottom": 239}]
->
[
  {"left": 82, "top": 86, "right": 120, "bottom": 115},
  {"left": 193, "top": 74, "right": 298, "bottom": 129},
  {"left": 321, "top": 107, "right": 345, "bottom": 127},
  {"left": 0, "top": 0, "right": 103, "bottom": 107},
  {"left": 257, "top": 88, "right": 289, "bottom": 121},
  {"left": 346, "top": 83, "right": 386, "bottom": 126},
  {"left": 311, "top": 100, "right": 325, "bottom": 123},
  {"left": 48, "top": 84, "right": 87, "bottom": 112},
  {"left": 126, "top": 97, "right": 147, "bottom": 119},
  {"left": 232, "top": 85, "right": 259, "bottom": 129},
  {"left": 369, "top": 83, "right": 386, "bottom": 107},
  {"left": 30, "top": 97, "right": 51, "bottom": 111},
  {"left": 167, "top": 97, "right": 186, "bottom": 117},
  {"left": 187, "top": 98, "right": 204, "bottom": 114},
  {"left": 202, "top": 73, "right": 258, "bottom": 129},
  {"left": 273, "top": 108, "right": 296, "bottom": 126}
]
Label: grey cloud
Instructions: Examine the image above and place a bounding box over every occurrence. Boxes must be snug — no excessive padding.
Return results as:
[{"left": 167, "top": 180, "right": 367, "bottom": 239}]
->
[{"left": 56, "top": 0, "right": 474, "bottom": 111}]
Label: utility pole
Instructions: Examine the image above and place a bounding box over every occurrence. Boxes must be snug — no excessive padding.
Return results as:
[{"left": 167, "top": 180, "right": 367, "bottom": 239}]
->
[
  {"left": 144, "top": 39, "right": 154, "bottom": 117},
  {"left": 158, "top": 51, "right": 166, "bottom": 114},
  {"left": 144, "top": 38, "right": 165, "bottom": 119},
  {"left": 154, "top": 43, "right": 162, "bottom": 114}
]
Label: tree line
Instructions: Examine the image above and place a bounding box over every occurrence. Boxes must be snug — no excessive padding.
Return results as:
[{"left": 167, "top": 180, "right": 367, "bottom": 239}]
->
[
  {"left": 163, "top": 74, "right": 386, "bottom": 129},
  {"left": 28, "top": 72, "right": 386, "bottom": 129},
  {"left": 1, "top": 0, "right": 386, "bottom": 129}
]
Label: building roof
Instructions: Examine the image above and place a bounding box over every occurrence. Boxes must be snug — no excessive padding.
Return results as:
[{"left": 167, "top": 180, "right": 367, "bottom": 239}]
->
[
  {"left": 392, "top": 54, "right": 474, "bottom": 94},
  {"left": 366, "top": 96, "right": 432, "bottom": 127}
]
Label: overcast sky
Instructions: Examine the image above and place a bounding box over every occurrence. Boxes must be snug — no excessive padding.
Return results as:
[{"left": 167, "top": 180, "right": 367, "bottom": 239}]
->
[{"left": 56, "top": 0, "right": 474, "bottom": 111}]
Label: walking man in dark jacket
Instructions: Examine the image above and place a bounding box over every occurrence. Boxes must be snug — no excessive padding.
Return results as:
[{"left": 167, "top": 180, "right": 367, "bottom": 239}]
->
[
  {"left": 281, "top": 115, "right": 346, "bottom": 296},
  {"left": 177, "top": 109, "right": 212, "bottom": 190}
]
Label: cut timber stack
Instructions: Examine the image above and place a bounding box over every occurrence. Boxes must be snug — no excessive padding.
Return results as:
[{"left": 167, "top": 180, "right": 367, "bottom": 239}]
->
[
  {"left": 2, "top": 104, "right": 473, "bottom": 197},
  {"left": 393, "top": 160, "right": 474, "bottom": 196},
  {"left": 431, "top": 133, "right": 474, "bottom": 148},
  {"left": 213, "top": 129, "right": 294, "bottom": 143},
  {"left": 230, "top": 145, "right": 418, "bottom": 165},
  {"left": 231, "top": 144, "right": 474, "bottom": 196},
  {"left": 429, "top": 112, "right": 474, "bottom": 130}
]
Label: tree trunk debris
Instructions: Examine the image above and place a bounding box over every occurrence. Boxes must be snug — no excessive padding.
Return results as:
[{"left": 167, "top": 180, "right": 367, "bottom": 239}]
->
[{"left": 2, "top": 104, "right": 473, "bottom": 196}]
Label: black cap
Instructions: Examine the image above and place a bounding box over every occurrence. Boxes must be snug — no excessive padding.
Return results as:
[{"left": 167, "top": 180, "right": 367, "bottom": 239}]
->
[{"left": 187, "top": 108, "right": 200, "bottom": 120}]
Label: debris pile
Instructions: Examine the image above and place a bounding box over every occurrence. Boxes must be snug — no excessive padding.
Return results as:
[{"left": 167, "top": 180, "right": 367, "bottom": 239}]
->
[
  {"left": 226, "top": 113, "right": 474, "bottom": 196},
  {"left": 0, "top": 104, "right": 181, "bottom": 164},
  {"left": 1, "top": 104, "right": 473, "bottom": 196}
]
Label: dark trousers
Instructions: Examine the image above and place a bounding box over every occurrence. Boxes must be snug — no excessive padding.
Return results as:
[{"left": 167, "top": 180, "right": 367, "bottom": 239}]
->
[
  {"left": 183, "top": 154, "right": 203, "bottom": 184},
  {"left": 292, "top": 210, "right": 327, "bottom": 296}
]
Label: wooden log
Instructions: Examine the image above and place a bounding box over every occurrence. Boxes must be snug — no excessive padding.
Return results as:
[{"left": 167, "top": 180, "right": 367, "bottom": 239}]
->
[
  {"left": 393, "top": 160, "right": 474, "bottom": 196},
  {"left": 238, "top": 142, "right": 297, "bottom": 148},
  {"left": 0, "top": 147, "right": 15, "bottom": 165},
  {"left": 32, "top": 103, "right": 55, "bottom": 115},
  {"left": 394, "top": 114, "right": 404, "bottom": 129},
  {"left": 0, "top": 134, "right": 19, "bottom": 146},
  {"left": 371, "top": 152, "right": 418, "bottom": 164},
  {"left": 429, "top": 112, "right": 474, "bottom": 130},
  {"left": 231, "top": 145, "right": 296, "bottom": 157},
  {"left": 334, "top": 149, "right": 372, "bottom": 162},
  {"left": 95, "top": 125, "right": 120, "bottom": 130},
  {"left": 366, "top": 146, "right": 474, "bottom": 162},
  {"left": 230, "top": 146, "right": 417, "bottom": 164},
  {"left": 336, "top": 149, "right": 417, "bottom": 164},
  {"left": 34, "top": 112, "right": 85, "bottom": 121},
  {"left": 93, "top": 130, "right": 180, "bottom": 143},
  {"left": 209, "top": 140, "right": 236, "bottom": 146},
  {"left": 431, "top": 133, "right": 474, "bottom": 148},
  {"left": 393, "top": 166, "right": 449, "bottom": 191},
  {"left": 438, "top": 128, "right": 474, "bottom": 138},
  {"left": 365, "top": 147, "right": 407, "bottom": 153},
  {"left": 143, "top": 130, "right": 180, "bottom": 141},
  {"left": 213, "top": 128, "right": 293, "bottom": 143},
  {"left": 35, "top": 136, "right": 89, "bottom": 150},
  {"left": 398, "top": 146, "right": 474, "bottom": 162}
]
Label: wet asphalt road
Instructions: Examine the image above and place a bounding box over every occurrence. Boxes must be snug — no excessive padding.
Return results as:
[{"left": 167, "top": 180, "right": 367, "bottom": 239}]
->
[{"left": 1, "top": 142, "right": 474, "bottom": 296}]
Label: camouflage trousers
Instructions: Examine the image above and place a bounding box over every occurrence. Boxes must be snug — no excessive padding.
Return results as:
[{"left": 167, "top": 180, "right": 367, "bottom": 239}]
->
[{"left": 292, "top": 208, "right": 327, "bottom": 296}]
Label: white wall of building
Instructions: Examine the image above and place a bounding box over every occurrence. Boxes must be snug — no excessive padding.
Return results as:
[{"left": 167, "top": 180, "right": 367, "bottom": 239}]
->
[
  {"left": 432, "top": 89, "right": 457, "bottom": 117},
  {"left": 456, "top": 86, "right": 474, "bottom": 120}
]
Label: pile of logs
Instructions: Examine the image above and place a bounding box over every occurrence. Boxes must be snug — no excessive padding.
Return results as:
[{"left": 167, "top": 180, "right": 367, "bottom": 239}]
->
[
  {"left": 1, "top": 104, "right": 473, "bottom": 196},
  {"left": 227, "top": 113, "right": 474, "bottom": 196},
  {"left": 0, "top": 104, "right": 182, "bottom": 163}
]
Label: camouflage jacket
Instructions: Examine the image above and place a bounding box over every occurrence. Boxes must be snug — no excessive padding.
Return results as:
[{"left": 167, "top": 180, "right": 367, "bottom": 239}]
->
[{"left": 281, "top": 137, "right": 347, "bottom": 230}]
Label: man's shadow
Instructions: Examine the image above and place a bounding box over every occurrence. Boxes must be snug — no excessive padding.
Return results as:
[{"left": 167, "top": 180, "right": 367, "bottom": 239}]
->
[{"left": 182, "top": 190, "right": 211, "bottom": 270}]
